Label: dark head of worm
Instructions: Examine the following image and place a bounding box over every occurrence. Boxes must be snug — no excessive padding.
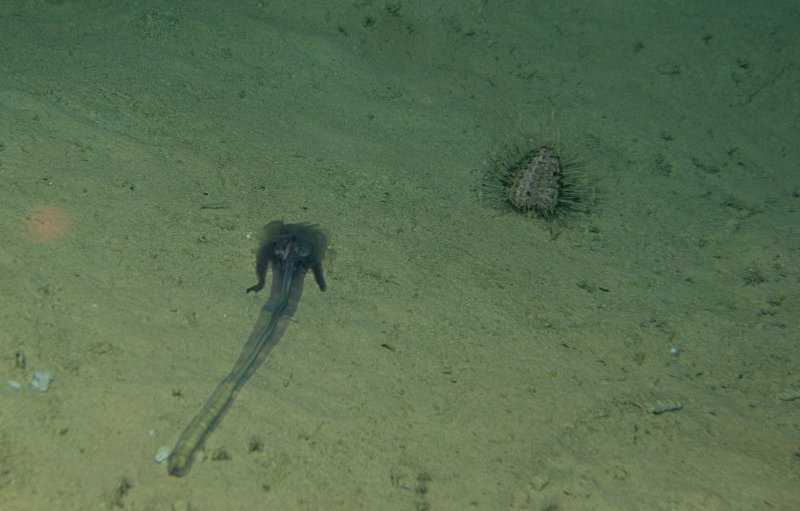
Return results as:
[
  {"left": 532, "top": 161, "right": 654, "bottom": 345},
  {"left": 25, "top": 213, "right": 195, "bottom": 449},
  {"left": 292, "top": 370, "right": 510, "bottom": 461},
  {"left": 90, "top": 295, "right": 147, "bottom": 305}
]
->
[{"left": 247, "top": 221, "right": 327, "bottom": 314}]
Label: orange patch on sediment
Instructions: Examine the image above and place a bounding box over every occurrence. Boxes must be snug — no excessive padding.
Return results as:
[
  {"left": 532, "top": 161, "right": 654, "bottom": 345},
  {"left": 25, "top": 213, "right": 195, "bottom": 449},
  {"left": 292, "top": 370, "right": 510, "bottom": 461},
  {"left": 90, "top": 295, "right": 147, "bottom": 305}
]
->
[{"left": 24, "top": 204, "right": 74, "bottom": 243}]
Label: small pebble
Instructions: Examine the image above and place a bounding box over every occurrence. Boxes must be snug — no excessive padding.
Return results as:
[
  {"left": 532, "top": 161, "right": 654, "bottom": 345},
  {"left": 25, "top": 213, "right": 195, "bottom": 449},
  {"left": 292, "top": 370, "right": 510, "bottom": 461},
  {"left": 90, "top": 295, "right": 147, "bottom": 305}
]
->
[
  {"left": 30, "top": 370, "right": 54, "bottom": 392},
  {"left": 6, "top": 380, "right": 22, "bottom": 391},
  {"left": 154, "top": 446, "right": 171, "bottom": 463},
  {"left": 649, "top": 399, "right": 683, "bottom": 415},
  {"left": 530, "top": 474, "right": 550, "bottom": 491}
]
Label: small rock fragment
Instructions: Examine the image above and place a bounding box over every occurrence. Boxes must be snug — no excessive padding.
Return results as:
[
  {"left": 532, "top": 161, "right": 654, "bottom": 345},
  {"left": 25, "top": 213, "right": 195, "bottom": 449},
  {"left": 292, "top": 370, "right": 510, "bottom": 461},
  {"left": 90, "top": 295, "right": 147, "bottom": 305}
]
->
[{"left": 30, "top": 370, "right": 54, "bottom": 392}]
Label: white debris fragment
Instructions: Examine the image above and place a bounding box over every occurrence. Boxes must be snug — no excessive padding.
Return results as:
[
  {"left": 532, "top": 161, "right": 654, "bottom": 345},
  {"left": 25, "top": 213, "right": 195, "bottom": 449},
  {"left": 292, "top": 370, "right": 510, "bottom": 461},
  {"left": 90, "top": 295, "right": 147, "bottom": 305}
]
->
[
  {"left": 6, "top": 380, "right": 22, "bottom": 391},
  {"left": 154, "top": 446, "right": 171, "bottom": 464},
  {"left": 30, "top": 370, "right": 54, "bottom": 392}
]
